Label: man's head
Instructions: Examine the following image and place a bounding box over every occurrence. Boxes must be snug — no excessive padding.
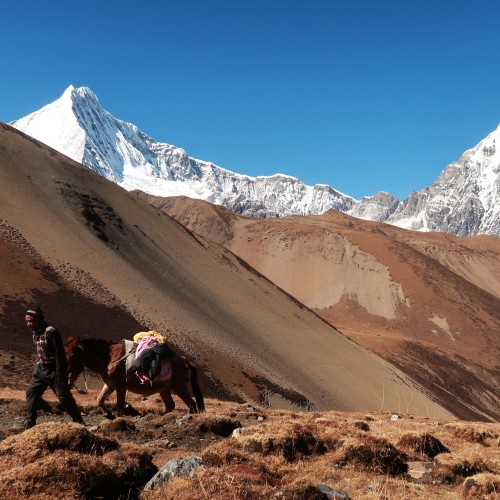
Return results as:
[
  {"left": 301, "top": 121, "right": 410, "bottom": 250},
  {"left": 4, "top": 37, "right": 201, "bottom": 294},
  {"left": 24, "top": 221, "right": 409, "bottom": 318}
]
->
[{"left": 25, "top": 306, "right": 44, "bottom": 330}]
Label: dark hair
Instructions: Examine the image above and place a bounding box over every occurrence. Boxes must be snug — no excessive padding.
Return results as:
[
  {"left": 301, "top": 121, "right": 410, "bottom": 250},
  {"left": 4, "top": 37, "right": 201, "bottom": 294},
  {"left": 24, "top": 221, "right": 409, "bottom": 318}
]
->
[{"left": 26, "top": 305, "right": 44, "bottom": 318}]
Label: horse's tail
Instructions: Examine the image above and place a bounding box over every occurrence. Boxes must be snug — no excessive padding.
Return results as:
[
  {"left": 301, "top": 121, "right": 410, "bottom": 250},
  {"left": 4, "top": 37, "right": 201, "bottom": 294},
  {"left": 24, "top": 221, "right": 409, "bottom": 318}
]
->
[{"left": 189, "top": 364, "right": 205, "bottom": 413}]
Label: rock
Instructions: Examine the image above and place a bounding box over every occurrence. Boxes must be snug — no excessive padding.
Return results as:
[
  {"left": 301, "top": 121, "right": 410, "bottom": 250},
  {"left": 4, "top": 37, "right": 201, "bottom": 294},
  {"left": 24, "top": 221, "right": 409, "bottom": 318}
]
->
[
  {"left": 406, "top": 461, "right": 434, "bottom": 482},
  {"left": 146, "top": 438, "right": 177, "bottom": 450},
  {"left": 97, "top": 417, "right": 136, "bottom": 433},
  {"left": 144, "top": 455, "right": 203, "bottom": 491},
  {"left": 176, "top": 415, "right": 193, "bottom": 425},
  {"left": 232, "top": 428, "right": 242, "bottom": 438},
  {"left": 317, "top": 483, "right": 351, "bottom": 499},
  {"left": 334, "top": 439, "right": 345, "bottom": 449},
  {"left": 391, "top": 414, "right": 403, "bottom": 420}
]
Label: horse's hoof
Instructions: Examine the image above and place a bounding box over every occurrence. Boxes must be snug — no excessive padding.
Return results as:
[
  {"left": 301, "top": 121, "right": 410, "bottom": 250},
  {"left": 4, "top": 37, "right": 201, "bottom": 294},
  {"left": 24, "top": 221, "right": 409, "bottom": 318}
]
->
[{"left": 105, "top": 413, "right": 116, "bottom": 420}]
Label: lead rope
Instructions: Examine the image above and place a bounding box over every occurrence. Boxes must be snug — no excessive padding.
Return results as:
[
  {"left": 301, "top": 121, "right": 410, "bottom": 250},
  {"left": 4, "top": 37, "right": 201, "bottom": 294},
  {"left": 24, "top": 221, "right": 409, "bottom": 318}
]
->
[
  {"left": 76, "top": 368, "right": 88, "bottom": 394},
  {"left": 108, "top": 349, "right": 136, "bottom": 369},
  {"left": 107, "top": 342, "right": 137, "bottom": 385},
  {"left": 81, "top": 345, "right": 88, "bottom": 394},
  {"left": 82, "top": 367, "right": 89, "bottom": 393}
]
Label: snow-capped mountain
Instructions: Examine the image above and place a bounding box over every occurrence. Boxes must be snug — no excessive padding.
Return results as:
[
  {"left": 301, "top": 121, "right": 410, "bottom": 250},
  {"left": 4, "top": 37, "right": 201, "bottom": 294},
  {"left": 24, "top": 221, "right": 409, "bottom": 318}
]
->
[
  {"left": 9, "top": 86, "right": 500, "bottom": 236},
  {"left": 346, "top": 127, "right": 500, "bottom": 237},
  {"left": 10, "top": 86, "right": 355, "bottom": 218},
  {"left": 386, "top": 126, "right": 500, "bottom": 236}
]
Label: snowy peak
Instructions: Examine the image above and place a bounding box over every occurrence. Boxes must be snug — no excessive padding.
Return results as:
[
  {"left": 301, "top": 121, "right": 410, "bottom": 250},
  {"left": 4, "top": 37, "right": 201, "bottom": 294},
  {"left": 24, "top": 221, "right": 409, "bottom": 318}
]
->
[
  {"left": 10, "top": 86, "right": 87, "bottom": 164},
  {"left": 9, "top": 86, "right": 356, "bottom": 216},
  {"left": 8, "top": 86, "right": 500, "bottom": 236},
  {"left": 348, "top": 191, "right": 399, "bottom": 222},
  {"left": 385, "top": 124, "right": 500, "bottom": 236}
]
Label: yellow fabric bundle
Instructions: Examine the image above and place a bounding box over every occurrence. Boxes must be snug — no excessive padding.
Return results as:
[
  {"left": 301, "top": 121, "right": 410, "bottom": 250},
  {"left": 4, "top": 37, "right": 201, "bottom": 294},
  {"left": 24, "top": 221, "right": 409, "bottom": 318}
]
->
[{"left": 133, "top": 330, "right": 167, "bottom": 344}]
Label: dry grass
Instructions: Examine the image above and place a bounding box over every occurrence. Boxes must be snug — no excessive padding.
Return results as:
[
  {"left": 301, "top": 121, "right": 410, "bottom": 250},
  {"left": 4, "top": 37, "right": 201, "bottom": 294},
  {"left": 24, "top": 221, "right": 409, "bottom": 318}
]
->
[
  {"left": 0, "top": 452, "right": 116, "bottom": 499},
  {"left": 0, "top": 422, "right": 155, "bottom": 499},
  {"left": 0, "top": 422, "right": 118, "bottom": 465},
  {"left": 0, "top": 391, "right": 498, "bottom": 499},
  {"left": 140, "top": 406, "right": 500, "bottom": 499},
  {"left": 397, "top": 432, "right": 450, "bottom": 459}
]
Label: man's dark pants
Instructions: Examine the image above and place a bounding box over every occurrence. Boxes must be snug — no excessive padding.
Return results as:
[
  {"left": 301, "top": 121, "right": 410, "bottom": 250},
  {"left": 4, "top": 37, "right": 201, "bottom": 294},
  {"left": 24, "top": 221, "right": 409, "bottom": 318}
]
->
[{"left": 25, "top": 363, "right": 82, "bottom": 426}]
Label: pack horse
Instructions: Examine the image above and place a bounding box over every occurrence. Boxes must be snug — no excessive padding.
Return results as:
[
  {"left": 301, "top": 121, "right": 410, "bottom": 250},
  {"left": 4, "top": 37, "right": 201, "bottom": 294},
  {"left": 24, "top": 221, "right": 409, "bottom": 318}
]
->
[{"left": 65, "top": 336, "right": 205, "bottom": 417}]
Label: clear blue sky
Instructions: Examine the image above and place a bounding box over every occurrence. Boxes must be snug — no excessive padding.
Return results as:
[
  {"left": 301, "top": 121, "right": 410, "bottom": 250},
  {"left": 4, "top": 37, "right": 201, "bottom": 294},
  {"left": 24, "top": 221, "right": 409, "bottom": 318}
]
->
[{"left": 1, "top": 0, "right": 499, "bottom": 200}]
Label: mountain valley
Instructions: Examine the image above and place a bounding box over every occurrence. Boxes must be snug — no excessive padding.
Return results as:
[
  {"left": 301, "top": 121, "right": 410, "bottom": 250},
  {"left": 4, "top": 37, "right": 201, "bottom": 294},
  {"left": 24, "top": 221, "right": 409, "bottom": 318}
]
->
[{"left": 139, "top": 193, "right": 500, "bottom": 421}]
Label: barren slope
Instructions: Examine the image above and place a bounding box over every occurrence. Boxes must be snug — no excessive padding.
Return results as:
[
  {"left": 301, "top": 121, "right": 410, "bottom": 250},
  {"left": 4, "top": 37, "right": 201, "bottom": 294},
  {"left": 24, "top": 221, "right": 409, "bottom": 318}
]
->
[
  {"left": 0, "top": 123, "right": 454, "bottom": 419},
  {"left": 141, "top": 195, "right": 500, "bottom": 422}
]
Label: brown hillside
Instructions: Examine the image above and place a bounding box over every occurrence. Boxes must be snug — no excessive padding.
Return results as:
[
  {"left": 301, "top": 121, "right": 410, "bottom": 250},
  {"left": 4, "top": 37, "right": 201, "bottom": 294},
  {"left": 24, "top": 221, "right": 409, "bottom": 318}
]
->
[
  {"left": 137, "top": 194, "right": 500, "bottom": 422},
  {"left": 0, "top": 123, "right": 453, "bottom": 419}
]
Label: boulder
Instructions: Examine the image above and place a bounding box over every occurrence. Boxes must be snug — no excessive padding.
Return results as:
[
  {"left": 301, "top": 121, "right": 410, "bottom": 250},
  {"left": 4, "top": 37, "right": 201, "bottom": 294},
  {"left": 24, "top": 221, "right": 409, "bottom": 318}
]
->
[
  {"left": 144, "top": 455, "right": 202, "bottom": 491},
  {"left": 317, "top": 483, "right": 351, "bottom": 499}
]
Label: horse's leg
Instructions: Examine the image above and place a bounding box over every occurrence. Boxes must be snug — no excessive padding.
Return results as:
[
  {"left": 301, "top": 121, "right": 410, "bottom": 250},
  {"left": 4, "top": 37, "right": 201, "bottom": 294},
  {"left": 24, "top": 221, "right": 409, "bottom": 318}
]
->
[
  {"left": 97, "top": 384, "right": 116, "bottom": 419},
  {"left": 159, "top": 389, "right": 176, "bottom": 414},
  {"left": 173, "top": 361, "right": 203, "bottom": 413},
  {"left": 188, "top": 365, "right": 205, "bottom": 412},
  {"left": 175, "top": 386, "right": 198, "bottom": 413},
  {"left": 173, "top": 382, "right": 198, "bottom": 414},
  {"left": 115, "top": 384, "right": 127, "bottom": 417}
]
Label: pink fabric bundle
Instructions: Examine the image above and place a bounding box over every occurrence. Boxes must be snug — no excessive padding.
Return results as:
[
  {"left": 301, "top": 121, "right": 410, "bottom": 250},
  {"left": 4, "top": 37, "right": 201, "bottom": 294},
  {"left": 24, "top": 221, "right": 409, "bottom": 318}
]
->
[{"left": 135, "top": 336, "right": 172, "bottom": 384}]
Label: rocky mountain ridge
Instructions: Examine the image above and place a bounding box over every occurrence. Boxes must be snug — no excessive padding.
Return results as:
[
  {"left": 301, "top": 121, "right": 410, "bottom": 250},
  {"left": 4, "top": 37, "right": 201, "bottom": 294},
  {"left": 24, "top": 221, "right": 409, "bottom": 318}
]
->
[{"left": 9, "top": 86, "right": 500, "bottom": 236}]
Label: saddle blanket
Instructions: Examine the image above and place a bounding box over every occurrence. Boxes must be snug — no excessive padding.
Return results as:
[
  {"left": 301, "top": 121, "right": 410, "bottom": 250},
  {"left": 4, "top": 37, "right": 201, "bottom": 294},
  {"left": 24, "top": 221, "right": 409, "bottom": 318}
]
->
[
  {"left": 136, "top": 359, "right": 172, "bottom": 384},
  {"left": 123, "top": 339, "right": 172, "bottom": 384}
]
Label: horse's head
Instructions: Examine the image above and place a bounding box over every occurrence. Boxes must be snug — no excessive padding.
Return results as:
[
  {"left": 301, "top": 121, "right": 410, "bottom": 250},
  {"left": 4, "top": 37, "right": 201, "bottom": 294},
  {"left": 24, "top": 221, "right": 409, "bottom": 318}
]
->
[{"left": 65, "top": 336, "right": 85, "bottom": 385}]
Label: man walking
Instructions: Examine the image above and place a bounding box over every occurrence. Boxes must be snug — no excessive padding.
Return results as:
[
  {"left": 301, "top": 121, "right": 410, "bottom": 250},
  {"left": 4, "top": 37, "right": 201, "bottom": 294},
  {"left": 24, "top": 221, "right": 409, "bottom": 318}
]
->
[{"left": 23, "top": 305, "right": 84, "bottom": 429}]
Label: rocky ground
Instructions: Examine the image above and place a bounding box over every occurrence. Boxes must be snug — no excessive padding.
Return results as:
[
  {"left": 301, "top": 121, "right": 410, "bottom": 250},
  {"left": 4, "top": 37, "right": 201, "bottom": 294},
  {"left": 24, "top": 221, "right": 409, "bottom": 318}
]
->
[{"left": 0, "top": 369, "right": 499, "bottom": 499}]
